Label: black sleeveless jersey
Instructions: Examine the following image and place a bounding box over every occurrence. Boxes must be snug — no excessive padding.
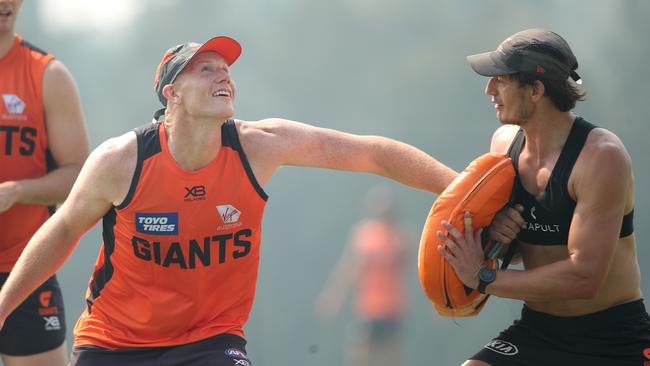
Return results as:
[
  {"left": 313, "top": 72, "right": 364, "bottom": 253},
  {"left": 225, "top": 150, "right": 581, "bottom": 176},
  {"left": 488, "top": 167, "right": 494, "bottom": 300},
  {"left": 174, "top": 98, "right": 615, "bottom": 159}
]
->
[{"left": 507, "top": 117, "right": 634, "bottom": 245}]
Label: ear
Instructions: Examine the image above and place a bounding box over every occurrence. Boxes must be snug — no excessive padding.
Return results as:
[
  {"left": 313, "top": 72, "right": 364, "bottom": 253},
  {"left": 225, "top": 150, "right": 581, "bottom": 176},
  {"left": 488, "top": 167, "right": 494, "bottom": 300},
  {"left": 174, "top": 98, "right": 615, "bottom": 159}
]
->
[
  {"left": 530, "top": 80, "right": 545, "bottom": 102},
  {"left": 162, "top": 84, "right": 178, "bottom": 105}
]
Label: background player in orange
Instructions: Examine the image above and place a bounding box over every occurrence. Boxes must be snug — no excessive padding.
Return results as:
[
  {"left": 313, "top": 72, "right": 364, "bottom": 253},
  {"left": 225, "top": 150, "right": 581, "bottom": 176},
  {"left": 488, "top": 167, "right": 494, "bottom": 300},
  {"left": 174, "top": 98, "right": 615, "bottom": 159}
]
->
[
  {"left": 0, "top": 36, "right": 457, "bottom": 365},
  {"left": 438, "top": 29, "right": 649, "bottom": 366},
  {"left": 0, "top": 0, "right": 89, "bottom": 365},
  {"left": 316, "top": 185, "right": 409, "bottom": 366}
]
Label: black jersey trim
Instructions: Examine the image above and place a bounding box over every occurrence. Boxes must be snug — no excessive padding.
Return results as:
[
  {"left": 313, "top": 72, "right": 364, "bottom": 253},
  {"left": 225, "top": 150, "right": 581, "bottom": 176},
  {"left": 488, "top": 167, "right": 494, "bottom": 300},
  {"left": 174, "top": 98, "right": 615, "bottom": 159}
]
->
[
  {"left": 621, "top": 209, "right": 634, "bottom": 237},
  {"left": 19, "top": 39, "right": 49, "bottom": 56},
  {"left": 222, "top": 120, "right": 268, "bottom": 201},
  {"left": 115, "top": 122, "right": 162, "bottom": 210},
  {"left": 506, "top": 118, "right": 634, "bottom": 241},
  {"left": 86, "top": 208, "right": 117, "bottom": 313},
  {"left": 45, "top": 149, "right": 58, "bottom": 216}
]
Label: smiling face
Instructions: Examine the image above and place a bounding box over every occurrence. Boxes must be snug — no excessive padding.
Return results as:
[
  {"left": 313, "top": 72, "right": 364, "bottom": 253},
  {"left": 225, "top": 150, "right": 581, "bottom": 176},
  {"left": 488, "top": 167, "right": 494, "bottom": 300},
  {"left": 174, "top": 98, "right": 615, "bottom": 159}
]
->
[
  {"left": 485, "top": 75, "right": 534, "bottom": 125},
  {"left": 170, "top": 51, "right": 236, "bottom": 121},
  {"left": 0, "top": 0, "right": 21, "bottom": 35}
]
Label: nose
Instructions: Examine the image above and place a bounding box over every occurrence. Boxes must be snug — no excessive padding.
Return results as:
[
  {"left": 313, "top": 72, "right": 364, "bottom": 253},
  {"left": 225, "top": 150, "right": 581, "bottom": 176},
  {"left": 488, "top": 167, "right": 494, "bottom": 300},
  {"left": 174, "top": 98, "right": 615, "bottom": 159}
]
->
[
  {"left": 485, "top": 77, "right": 498, "bottom": 97},
  {"left": 215, "top": 65, "right": 231, "bottom": 85}
]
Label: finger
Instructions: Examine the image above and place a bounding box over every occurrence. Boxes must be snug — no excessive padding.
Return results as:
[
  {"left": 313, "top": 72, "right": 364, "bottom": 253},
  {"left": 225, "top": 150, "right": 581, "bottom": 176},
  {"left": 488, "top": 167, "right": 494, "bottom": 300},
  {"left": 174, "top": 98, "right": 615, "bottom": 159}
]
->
[
  {"left": 473, "top": 228, "right": 483, "bottom": 247},
  {"left": 464, "top": 212, "right": 473, "bottom": 241},
  {"left": 442, "top": 221, "right": 463, "bottom": 241},
  {"left": 491, "top": 223, "right": 518, "bottom": 239},
  {"left": 437, "top": 245, "right": 458, "bottom": 264},
  {"left": 437, "top": 231, "right": 460, "bottom": 253},
  {"left": 492, "top": 232, "right": 515, "bottom": 245},
  {"left": 505, "top": 208, "right": 527, "bottom": 228},
  {"left": 493, "top": 216, "right": 521, "bottom": 234}
]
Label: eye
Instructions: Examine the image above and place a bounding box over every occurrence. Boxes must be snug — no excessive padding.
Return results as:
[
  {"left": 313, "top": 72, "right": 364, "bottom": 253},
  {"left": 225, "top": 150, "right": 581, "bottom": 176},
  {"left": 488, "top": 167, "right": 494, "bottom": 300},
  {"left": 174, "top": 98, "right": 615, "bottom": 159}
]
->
[{"left": 201, "top": 65, "right": 216, "bottom": 73}]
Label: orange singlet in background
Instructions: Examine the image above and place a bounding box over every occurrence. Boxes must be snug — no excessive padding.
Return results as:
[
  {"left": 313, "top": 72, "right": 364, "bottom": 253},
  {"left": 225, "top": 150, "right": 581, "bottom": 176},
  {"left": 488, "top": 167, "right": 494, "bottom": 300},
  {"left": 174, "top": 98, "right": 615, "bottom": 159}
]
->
[
  {"left": 0, "top": 35, "right": 55, "bottom": 272},
  {"left": 353, "top": 220, "right": 406, "bottom": 322}
]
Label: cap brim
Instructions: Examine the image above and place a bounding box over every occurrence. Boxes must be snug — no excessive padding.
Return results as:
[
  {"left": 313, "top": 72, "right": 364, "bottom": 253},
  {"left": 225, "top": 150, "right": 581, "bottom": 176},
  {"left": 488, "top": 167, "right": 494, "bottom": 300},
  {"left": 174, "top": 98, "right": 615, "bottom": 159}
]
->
[
  {"left": 467, "top": 51, "right": 516, "bottom": 76},
  {"left": 193, "top": 36, "right": 242, "bottom": 66}
]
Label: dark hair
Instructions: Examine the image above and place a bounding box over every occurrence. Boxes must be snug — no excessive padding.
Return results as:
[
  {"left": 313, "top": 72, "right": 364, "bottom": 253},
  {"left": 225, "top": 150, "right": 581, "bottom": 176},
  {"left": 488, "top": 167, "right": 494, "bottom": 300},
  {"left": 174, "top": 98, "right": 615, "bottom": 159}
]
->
[
  {"left": 511, "top": 72, "right": 586, "bottom": 112},
  {"left": 510, "top": 44, "right": 586, "bottom": 111}
]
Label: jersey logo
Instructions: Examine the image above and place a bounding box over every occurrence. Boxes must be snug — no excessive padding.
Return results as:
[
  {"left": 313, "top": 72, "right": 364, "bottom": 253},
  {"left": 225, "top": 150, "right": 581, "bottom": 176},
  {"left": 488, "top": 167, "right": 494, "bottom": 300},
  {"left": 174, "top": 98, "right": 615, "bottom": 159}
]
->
[
  {"left": 39, "top": 291, "right": 52, "bottom": 307},
  {"left": 530, "top": 206, "right": 537, "bottom": 220},
  {"left": 225, "top": 348, "right": 248, "bottom": 359},
  {"left": 217, "top": 204, "right": 241, "bottom": 224},
  {"left": 43, "top": 316, "right": 61, "bottom": 331},
  {"left": 136, "top": 213, "right": 178, "bottom": 235},
  {"left": 184, "top": 185, "right": 206, "bottom": 201},
  {"left": 2, "top": 94, "right": 26, "bottom": 115},
  {"left": 37, "top": 290, "right": 60, "bottom": 316},
  {"left": 484, "top": 339, "right": 518, "bottom": 355}
]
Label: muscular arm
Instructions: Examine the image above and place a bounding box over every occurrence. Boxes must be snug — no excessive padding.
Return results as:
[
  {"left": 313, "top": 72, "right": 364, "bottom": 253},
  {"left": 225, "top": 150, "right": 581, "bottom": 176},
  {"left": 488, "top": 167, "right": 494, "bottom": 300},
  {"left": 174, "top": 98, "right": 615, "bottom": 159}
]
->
[
  {"left": 488, "top": 138, "right": 630, "bottom": 301},
  {"left": 240, "top": 118, "right": 458, "bottom": 194},
  {"left": 0, "top": 136, "right": 133, "bottom": 326},
  {"left": 0, "top": 60, "right": 89, "bottom": 212}
]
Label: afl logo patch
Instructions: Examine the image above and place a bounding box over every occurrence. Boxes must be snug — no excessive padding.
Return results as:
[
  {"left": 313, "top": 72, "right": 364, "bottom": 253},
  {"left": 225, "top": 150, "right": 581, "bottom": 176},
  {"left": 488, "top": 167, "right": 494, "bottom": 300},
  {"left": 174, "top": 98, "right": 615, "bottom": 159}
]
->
[
  {"left": 484, "top": 339, "right": 518, "bottom": 355},
  {"left": 135, "top": 213, "right": 178, "bottom": 235},
  {"left": 225, "top": 348, "right": 248, "bottom": 359}
]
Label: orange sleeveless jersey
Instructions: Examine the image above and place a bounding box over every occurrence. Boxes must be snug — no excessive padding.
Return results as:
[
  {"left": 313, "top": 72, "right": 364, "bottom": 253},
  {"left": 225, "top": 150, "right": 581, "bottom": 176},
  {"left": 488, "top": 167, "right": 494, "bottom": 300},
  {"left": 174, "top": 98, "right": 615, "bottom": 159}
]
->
[
  {"left": 0, "top": 35, "right": 55, "bottom": 272},
  {"left": 353, "top": 220, "right": 406, "bottom": 321},
  {"left": 73, "top": 121, "right": 268, "bottom": 348}
]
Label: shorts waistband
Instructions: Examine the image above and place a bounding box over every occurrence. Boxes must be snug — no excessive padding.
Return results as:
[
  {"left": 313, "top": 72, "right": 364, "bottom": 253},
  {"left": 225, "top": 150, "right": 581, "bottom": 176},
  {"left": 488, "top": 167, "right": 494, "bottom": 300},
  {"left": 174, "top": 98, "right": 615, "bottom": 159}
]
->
[{"left": 521, "top": 299, "right": 647, "bottom": 334}]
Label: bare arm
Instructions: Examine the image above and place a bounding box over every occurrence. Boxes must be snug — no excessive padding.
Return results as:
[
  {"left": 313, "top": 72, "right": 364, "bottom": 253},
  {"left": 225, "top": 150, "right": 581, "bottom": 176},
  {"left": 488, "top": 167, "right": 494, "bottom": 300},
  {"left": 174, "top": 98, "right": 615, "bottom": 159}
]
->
[
  {"left": 0, "top": 60, "right": 89, "bottom": 212},
  {"left": 240, "top": 118, "right": 458, "bottom": 194},
  {"left": 0, "top": 135, "right": 134, "bottom": 326}
]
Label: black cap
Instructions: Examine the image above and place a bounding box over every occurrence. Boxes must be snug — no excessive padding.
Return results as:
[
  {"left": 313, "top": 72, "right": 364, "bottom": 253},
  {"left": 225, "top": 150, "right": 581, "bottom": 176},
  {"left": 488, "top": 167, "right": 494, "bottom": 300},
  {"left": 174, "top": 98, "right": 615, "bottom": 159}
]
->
[
  {"left": 153, "top": 36, "right": 242, "bottom": 107},
  {"left": 467, "top": 29, "right": 581, "bottom": 84}
]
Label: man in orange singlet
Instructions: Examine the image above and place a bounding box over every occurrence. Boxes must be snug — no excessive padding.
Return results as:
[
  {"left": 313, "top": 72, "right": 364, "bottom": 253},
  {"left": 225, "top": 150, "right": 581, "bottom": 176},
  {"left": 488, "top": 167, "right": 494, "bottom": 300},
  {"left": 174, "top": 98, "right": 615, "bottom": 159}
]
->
[
  {"left": 0, "top": 0, "right": 89, "bottom": 365},
  {"left": 437, "top": 29, "right": 650, "bottom": 366},
  {"left": 0, "top": 35, "right": 457, "bottom": 365},
  {"left": 316, "top": 186, "right": 408, "bottom": 366}
]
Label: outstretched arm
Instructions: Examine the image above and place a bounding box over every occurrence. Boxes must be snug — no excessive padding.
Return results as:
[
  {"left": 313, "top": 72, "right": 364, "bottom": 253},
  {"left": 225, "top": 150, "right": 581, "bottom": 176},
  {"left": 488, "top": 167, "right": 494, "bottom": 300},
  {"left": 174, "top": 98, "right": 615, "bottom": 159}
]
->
[{"left": 240, "top": 118, "right": 458, "bottom": 194}]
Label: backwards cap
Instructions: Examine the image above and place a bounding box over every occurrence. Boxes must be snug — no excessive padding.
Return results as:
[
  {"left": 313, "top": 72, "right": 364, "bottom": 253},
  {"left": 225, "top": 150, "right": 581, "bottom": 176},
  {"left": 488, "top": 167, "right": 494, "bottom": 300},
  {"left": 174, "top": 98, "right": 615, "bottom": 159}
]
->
[{"left": 153, "top": 36, "right": 242, "bottom": 106}]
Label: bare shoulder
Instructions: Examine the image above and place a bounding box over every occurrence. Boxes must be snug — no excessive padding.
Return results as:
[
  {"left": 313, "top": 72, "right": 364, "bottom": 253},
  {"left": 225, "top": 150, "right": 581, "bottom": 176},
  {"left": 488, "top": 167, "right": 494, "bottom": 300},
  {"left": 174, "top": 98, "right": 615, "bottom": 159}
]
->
[
  {"left": 572, "top": 126, "right": 633, "bottom": 200},
  {"left": 235, "top": 117, "right": 307, "bottom": 158},
  {"left": 42, "top": 59, "right": 76, "bottom": 90},
  {"left": 236, "top": 117, "right": 307, "bottom": 140},
  {"left": 83, "top": 131, "right": 138, "bottom": 204},
  {"left": 490, "top": 124, "right": 520, "bottom": 154},
  {"left": 236, "top": 118, "right": 282, "bottom": 141},
  {"left": 581, "top": 127, "right": 631, "bottom": 170}
]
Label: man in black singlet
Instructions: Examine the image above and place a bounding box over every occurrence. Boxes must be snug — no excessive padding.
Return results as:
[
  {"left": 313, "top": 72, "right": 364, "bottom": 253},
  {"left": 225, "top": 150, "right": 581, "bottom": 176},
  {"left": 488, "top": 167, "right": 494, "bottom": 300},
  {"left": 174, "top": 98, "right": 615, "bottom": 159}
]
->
[{"left": 437, "top": 29, "right": 650, "bottom": 366}]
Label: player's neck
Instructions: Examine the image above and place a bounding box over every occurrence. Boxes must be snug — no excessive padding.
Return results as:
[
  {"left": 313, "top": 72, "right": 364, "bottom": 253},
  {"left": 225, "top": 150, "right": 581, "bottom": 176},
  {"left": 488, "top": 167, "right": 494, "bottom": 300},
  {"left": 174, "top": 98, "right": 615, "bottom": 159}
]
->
[
  {"left": 521, "top": 110, "right": 575, "bottom": 160},
  {"left": 163, "top": 115, "right": 225, "bottom": 171}
]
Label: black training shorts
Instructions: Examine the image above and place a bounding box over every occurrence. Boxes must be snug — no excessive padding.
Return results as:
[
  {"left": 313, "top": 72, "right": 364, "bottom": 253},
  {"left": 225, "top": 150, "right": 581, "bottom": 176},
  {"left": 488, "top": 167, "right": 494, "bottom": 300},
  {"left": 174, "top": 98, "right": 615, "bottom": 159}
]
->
[
  {"left": 0, "top": 273, "right": 66, "bottom": 356},
  {"left": 471, "top": 299, "right": 650, "bottom": 366},
  {"left": 70, "top": 333, "right": 251, "bottom": 366}
]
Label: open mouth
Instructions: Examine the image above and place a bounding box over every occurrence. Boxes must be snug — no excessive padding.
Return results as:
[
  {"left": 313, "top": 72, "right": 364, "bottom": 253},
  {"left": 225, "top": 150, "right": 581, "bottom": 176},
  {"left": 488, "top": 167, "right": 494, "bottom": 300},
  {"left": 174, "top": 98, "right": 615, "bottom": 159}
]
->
[
  {"left": 0, "top": 10, "right": 12, "bottom": 17},
  {"left": 212, "top": 90, "right": 231, "bottom": 98}
]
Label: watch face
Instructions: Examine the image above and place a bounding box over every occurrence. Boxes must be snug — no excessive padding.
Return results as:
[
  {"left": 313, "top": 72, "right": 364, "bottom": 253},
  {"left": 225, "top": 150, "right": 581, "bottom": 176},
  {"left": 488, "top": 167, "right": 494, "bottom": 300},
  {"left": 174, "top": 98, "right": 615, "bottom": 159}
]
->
[{"left": 479, "top": 267, "right": 496, "bottom": 283}]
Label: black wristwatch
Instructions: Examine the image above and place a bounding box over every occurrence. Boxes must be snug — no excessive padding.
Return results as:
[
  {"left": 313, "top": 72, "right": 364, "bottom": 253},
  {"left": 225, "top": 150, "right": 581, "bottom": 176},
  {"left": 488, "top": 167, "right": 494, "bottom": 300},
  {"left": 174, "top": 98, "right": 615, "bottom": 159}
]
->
[{"left": 477, "top": 265, "right": 497, "bottom": 294}]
